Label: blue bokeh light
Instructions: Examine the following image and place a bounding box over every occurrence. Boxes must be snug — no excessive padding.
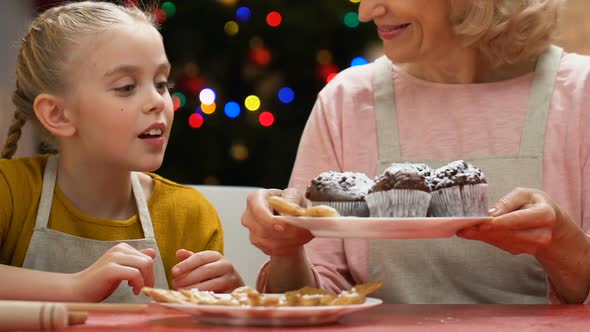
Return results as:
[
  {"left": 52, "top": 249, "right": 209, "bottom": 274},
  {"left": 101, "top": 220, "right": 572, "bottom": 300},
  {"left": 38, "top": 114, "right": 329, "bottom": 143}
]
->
[
  {"left": 236, "top": 7, "right": 252, "bottom": 23},
  {"left": 224, "top": 101, "right": 241, "bottom": 118},
  {"left": 350, "top": 56, "right": 368, "bottom": 67},
  {"left": 278, "top": 87, "right": 295, "bottom": 104}
]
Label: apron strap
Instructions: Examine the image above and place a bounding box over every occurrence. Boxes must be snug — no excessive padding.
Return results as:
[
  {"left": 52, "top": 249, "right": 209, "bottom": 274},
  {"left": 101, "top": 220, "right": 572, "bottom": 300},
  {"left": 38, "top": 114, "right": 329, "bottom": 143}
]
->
[
  {"left": 520, "top": 45, "right": 563, "bottom": 156},
  {"left": 34, "top": 155, "right": 59, "bottom": 229},
  {"left": 35, "top": 155, "right": 156, "bottom": 240},
  {"left": 130, "top": 172, "right": 156, "bottom": 240},
  {"left": 374, "top": 56, "right": 401, "bottom": 161}
]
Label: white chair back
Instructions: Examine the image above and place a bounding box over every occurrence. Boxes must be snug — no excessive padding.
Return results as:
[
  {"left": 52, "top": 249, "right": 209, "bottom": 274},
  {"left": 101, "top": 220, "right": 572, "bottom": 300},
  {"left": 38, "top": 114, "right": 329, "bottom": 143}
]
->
[{"left": 189, "top": 185, "right": 268, "bottom": 287}]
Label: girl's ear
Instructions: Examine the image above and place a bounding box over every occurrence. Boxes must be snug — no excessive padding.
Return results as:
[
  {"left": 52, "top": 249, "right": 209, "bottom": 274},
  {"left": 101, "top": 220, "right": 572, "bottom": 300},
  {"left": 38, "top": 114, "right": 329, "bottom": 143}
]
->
[{"left": 33, "top": 93, "right": 76, "bottom": 137}]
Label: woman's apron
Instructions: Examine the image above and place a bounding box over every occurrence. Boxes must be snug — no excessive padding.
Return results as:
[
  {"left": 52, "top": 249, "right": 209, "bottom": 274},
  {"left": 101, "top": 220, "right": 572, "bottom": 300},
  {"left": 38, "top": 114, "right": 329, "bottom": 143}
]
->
[
  {"left": 22, "top": 155, "right": 169, "bottom": 302},
  {"left": 368, "top": 46, "right": 563, "bottom": 303}
]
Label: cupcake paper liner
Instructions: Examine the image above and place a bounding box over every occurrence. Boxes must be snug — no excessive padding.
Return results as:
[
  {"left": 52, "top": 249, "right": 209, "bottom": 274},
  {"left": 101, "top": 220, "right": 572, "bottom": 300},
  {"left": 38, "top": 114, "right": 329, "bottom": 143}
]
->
[
  {"left": 429, "top": 186, "right": 463, "bottom": 217},
  {"left": 365, "top": 189, "right": 431, "bottom": 217},
  {"left": 429, "top": 184, "right": 489, "bottom": 217},
  {"left": 461, "top": 183, "right": 488, "bottom": 216},
  {"left": 311, "top": 200, "right": 370, "bottom": 217}
]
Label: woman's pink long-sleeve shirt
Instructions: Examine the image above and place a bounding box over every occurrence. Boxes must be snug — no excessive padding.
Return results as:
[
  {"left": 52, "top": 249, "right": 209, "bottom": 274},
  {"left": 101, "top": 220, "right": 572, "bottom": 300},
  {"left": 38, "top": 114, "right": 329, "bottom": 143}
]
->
[{"left": 257, "top": 53, "right": 590, "bottom": 303}]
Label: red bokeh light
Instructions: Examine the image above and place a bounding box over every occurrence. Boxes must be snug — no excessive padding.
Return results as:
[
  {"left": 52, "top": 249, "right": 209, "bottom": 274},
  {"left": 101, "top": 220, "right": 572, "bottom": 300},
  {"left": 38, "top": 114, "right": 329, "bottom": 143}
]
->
[
  {"left": 259, "top": 112, "right": 275, "bottom": 127},
  {"left": 266, "top": 12, "right": 282, "bottom": 27},
  {"left": 172, "top": 95, "right": 181, "bottom": 111},
  {"left": 326, "top": 72, "right": 338, "bottom": 83},
  {"left": 154, "top": 8, "right": 167, "bottom": 24},
  {"left": 249, "top": 48, "right": 271, "bottom": 65},
  {"left": 189, "top": 113, "right": 204, "bottom": 128}
]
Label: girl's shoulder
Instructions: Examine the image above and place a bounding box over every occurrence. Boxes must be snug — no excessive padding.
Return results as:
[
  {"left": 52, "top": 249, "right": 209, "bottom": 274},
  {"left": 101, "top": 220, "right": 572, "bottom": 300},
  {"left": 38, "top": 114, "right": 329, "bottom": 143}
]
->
[
  {"left": 146, "top": 173, "right": 217, "bottom": 213},
  {"left": 0, "top": 155, "right": 47, "bottom": 185}
]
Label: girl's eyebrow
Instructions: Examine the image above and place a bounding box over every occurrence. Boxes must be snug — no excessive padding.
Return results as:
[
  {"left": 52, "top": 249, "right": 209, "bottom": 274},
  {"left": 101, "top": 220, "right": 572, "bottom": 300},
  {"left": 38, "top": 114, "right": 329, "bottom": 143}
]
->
[{"left": 104, "top": 62, "right": 171, "bottom": 78}]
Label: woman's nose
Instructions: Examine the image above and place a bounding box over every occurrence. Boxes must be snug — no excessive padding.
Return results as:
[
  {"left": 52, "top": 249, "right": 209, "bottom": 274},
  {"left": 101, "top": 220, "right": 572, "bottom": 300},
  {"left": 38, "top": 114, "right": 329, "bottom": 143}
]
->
[{"left": 358, "top": 0, "right": 386, "bottom": 22}]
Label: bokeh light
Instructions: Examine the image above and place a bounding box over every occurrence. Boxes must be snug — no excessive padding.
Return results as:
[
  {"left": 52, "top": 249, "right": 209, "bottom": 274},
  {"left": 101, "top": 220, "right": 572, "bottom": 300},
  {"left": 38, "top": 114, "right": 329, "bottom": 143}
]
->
[
  {"left": 349, "top": 0, "right": 360, "bottom": 3},
  {"left": 189, "top": 113, "right": 204, "bottom": 128},
  {"left": 343, "top": 12, "right": 359, "bottom": 28},
  {"left": 161, "top": 2, "right": 176, "bottom": 18},
  {"left": 350, "top": 56, "right": 368, "bottom": 67},
  {"left": 199, "top": 88, "right": 216, "bottom": 105},
  {"left": 266, "top": 11, "right": 282, "bottom": 27},
  {"left": 236, "top": 7, "right": 251, "bottom": 22},
  {"left": 201, "top": 102, "right": 216, "bottom": 115},
  {"left": 327, "top": 72, "right": 338, "bottom": 83},
  {"left": 172, "top": 92, "right": 186, "bottom": 109},
  {"left": 278, "top": 87, "right": 295, "bottom": 104},
  {"left": 224, "top": 21, "right": 239, "bottom": 36},
  {"left": 316, "top": 49, "right": 333, "bottom": 65},
  {"left": 172, "top": 95, "right": 181, "bottom": 111},
  {"left": 250, "top": 48, "right": 271, "bottom": 65},
  {"left": 230, "top": 143, "right": 249, "bottom": 161},
  {"left": 259, "top": 111, "right": 275, "bottom": 127},
  {"left": 224, "top": 101, "right": 241, "bottom": 118},
  {"left": 245, "top": 95, "right": 261, "bottom": 111}
]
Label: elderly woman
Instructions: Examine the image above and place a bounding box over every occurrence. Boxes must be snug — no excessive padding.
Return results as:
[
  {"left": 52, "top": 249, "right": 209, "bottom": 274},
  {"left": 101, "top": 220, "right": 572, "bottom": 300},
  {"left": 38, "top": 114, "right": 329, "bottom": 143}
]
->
[{"left": 242, "top": 0, "right": 590, "bottom": 304}]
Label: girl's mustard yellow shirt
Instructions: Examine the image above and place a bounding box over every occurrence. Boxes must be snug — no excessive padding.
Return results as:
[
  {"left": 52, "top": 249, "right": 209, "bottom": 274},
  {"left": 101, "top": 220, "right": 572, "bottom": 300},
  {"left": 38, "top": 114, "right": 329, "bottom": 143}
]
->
[{"left": 0, "top": 155, "right": 223, "bottom": 286}]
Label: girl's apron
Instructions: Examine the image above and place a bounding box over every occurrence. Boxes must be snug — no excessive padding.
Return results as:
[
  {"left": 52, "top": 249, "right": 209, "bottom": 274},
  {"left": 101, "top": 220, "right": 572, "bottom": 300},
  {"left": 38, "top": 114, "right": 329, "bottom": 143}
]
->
[
  {"left": 368, "top": 46, "right": 563, "bottom": 303},
  {"left": 22, "top": 155, "right": 169, "bottom": 302}
]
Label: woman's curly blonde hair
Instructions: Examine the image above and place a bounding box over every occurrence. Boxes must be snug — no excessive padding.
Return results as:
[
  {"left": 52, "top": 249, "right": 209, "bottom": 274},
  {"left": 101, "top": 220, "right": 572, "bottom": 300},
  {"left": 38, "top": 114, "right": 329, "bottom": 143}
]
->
[
  {"left": 449, "top": 0, "right": 564, "bottom": 67},
  {"left": 1, "top": 1, "right": 155, "bottom": 159}
]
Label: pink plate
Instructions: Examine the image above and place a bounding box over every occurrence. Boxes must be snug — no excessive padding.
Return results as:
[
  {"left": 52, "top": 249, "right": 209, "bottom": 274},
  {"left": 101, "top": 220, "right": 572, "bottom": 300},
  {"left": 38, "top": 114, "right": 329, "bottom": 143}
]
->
[
  {"left": 160, "top": 296, "right": 382, "bottom": 326},
  {"left": 273, "top": 216, "right": 492, "bottom": 239}
]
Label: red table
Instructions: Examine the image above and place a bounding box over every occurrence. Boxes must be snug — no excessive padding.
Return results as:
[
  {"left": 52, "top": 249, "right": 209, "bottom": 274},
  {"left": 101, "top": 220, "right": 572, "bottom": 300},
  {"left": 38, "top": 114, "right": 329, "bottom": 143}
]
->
[{"left": 62, "top": 304, "right": 590, "bottom": 331}]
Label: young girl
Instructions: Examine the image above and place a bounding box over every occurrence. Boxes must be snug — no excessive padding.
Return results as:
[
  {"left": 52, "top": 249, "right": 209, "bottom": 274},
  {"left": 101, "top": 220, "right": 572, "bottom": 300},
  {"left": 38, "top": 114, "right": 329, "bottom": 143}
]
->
[{"left": 0, "top": 1, "right": 243, "bottom": 302}]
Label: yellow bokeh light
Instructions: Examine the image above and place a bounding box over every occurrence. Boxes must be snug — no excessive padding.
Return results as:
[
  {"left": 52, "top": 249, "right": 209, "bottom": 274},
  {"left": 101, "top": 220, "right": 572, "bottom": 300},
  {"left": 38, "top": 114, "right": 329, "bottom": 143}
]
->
[
  {"left": 317, "top": 49, "right": 333, "bottom": 65},
  {"left": 350, "top": 0, "right": 361, "bottom": 3},
  {"left": 218, "top": 0, "right": 238, "bottom": 7},
  {"left": 224, "top": 21, "right": 239, "bottom": 36},
  {"left": 201, "top": 103, "right": 216, "bottom": 115},
  {"left": 230, "top": 143, "right": 249, "bottom": 161},
  {"left": 244, "top": 95, "right": 261, "bottom": 111}
]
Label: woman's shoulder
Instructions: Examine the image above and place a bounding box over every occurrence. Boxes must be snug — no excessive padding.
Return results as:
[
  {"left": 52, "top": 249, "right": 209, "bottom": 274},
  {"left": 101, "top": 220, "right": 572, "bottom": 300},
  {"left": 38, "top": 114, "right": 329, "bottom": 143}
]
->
[
  {"left": 318, "top": 60, "right": 380, "bottom": 98},
  {"left": 560, "top": 52, "right": 590, "bottom": 78}
]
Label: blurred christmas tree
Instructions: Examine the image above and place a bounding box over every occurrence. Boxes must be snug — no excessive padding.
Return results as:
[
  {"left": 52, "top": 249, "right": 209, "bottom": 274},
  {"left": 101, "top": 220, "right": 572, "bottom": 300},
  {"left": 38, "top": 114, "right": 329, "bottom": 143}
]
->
[{"left": 36, "top": 0, "right": 380, "bottom": 187}]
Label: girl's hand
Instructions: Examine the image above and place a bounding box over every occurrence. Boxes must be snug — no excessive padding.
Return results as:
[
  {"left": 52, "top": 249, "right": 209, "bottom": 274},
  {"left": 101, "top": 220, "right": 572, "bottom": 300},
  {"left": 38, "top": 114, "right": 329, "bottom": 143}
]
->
[
  {"left": 171, "top": 249, "right": 244, "bottom": 292},
  {"left": 241, "top": 188, "right": 314, "bottom": 256},
  {"left": 457, "top": 187, "right": 559, "bottom": 255},
  {"left": 71, "top": 243, "right": 156, "bottom": 302}
]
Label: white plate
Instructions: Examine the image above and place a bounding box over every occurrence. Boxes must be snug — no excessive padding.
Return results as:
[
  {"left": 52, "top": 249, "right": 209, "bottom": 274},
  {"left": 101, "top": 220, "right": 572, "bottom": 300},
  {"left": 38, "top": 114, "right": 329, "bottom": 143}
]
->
[
  {"left": 274, "top": 216, "right": 492, "bottom": 239},
  {"left": 160, "top": 297, "right": 382, "bottom": 326}
]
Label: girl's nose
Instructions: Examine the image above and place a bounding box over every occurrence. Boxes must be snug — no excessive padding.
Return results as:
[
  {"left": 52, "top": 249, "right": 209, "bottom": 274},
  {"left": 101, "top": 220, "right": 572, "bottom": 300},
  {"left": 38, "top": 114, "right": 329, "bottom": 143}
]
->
[{"left": 143, "top": 87, "right": 166, "bottom": 114}]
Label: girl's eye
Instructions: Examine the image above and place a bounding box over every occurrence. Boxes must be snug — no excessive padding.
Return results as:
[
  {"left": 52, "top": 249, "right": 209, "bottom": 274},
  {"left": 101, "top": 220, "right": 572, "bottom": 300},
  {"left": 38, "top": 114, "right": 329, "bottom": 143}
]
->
[
  {"left": 156, "top": 81, "right": 173, "bottom": 92},
  {"left": 114, "top": 84, "right": 135, "bottom": 93}
]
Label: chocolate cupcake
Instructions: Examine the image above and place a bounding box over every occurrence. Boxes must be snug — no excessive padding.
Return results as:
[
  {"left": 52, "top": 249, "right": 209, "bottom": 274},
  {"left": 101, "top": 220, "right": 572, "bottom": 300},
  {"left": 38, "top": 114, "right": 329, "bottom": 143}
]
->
[
  {"left": 305, "top": 171, "right": 374, "bottom": 217},
  {"left": 366, "top": 163, "right": 431, "bottom": 217},
  {"left": 428, "top": 160, "right": 488, "bottom": 217}
]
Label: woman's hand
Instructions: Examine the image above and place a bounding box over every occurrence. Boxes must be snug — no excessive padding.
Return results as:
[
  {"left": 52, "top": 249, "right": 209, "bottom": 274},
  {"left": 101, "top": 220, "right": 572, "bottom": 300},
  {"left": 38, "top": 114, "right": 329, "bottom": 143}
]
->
[
  {"left": 458, "top": 187, "right": 590, "bottom": 303},
  {"left": 457, "top": 187, "right": 558, "bottom": 255},
  {"left": 241, "top": 188, "right": 314, "bottom": 256},
  {"left": 171, "top": 249, "right": 244, "bottom": 292},
  {"left": 71, "top": 243, "right": 156, "bottom": 302}
]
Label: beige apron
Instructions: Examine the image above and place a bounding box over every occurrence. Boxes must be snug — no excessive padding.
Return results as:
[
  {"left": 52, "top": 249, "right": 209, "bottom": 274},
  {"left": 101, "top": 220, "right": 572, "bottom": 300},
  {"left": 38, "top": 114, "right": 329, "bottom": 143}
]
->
[
  {"left": 368, "top": 46, "right": 563, "bottom": 303},
  {"left": 22, "top": 155, "right": 169, "bottom": 303}
]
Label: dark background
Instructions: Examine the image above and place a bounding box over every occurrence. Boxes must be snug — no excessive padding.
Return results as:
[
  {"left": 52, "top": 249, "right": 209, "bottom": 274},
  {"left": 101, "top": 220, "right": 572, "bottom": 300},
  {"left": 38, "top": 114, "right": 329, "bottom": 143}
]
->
[{"left": 36, "top": 0, "right": 379, "bottom": 188}]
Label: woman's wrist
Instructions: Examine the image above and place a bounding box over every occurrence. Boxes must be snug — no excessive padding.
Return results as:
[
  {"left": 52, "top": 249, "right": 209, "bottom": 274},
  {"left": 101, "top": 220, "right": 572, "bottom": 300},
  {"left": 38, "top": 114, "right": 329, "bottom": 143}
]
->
[{"left": 535, "top": 208, "right": 590, "bottom": 303}]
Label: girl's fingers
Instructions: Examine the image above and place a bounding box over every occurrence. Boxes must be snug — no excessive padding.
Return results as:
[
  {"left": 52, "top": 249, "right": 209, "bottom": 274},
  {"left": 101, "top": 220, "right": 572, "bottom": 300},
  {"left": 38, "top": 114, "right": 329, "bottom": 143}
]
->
[
  {"left": 172, "top": 250, "right": 221, "bottom": 277},
  {"left": 173, "top": 260, "right": 230, "bottom": 290}
]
